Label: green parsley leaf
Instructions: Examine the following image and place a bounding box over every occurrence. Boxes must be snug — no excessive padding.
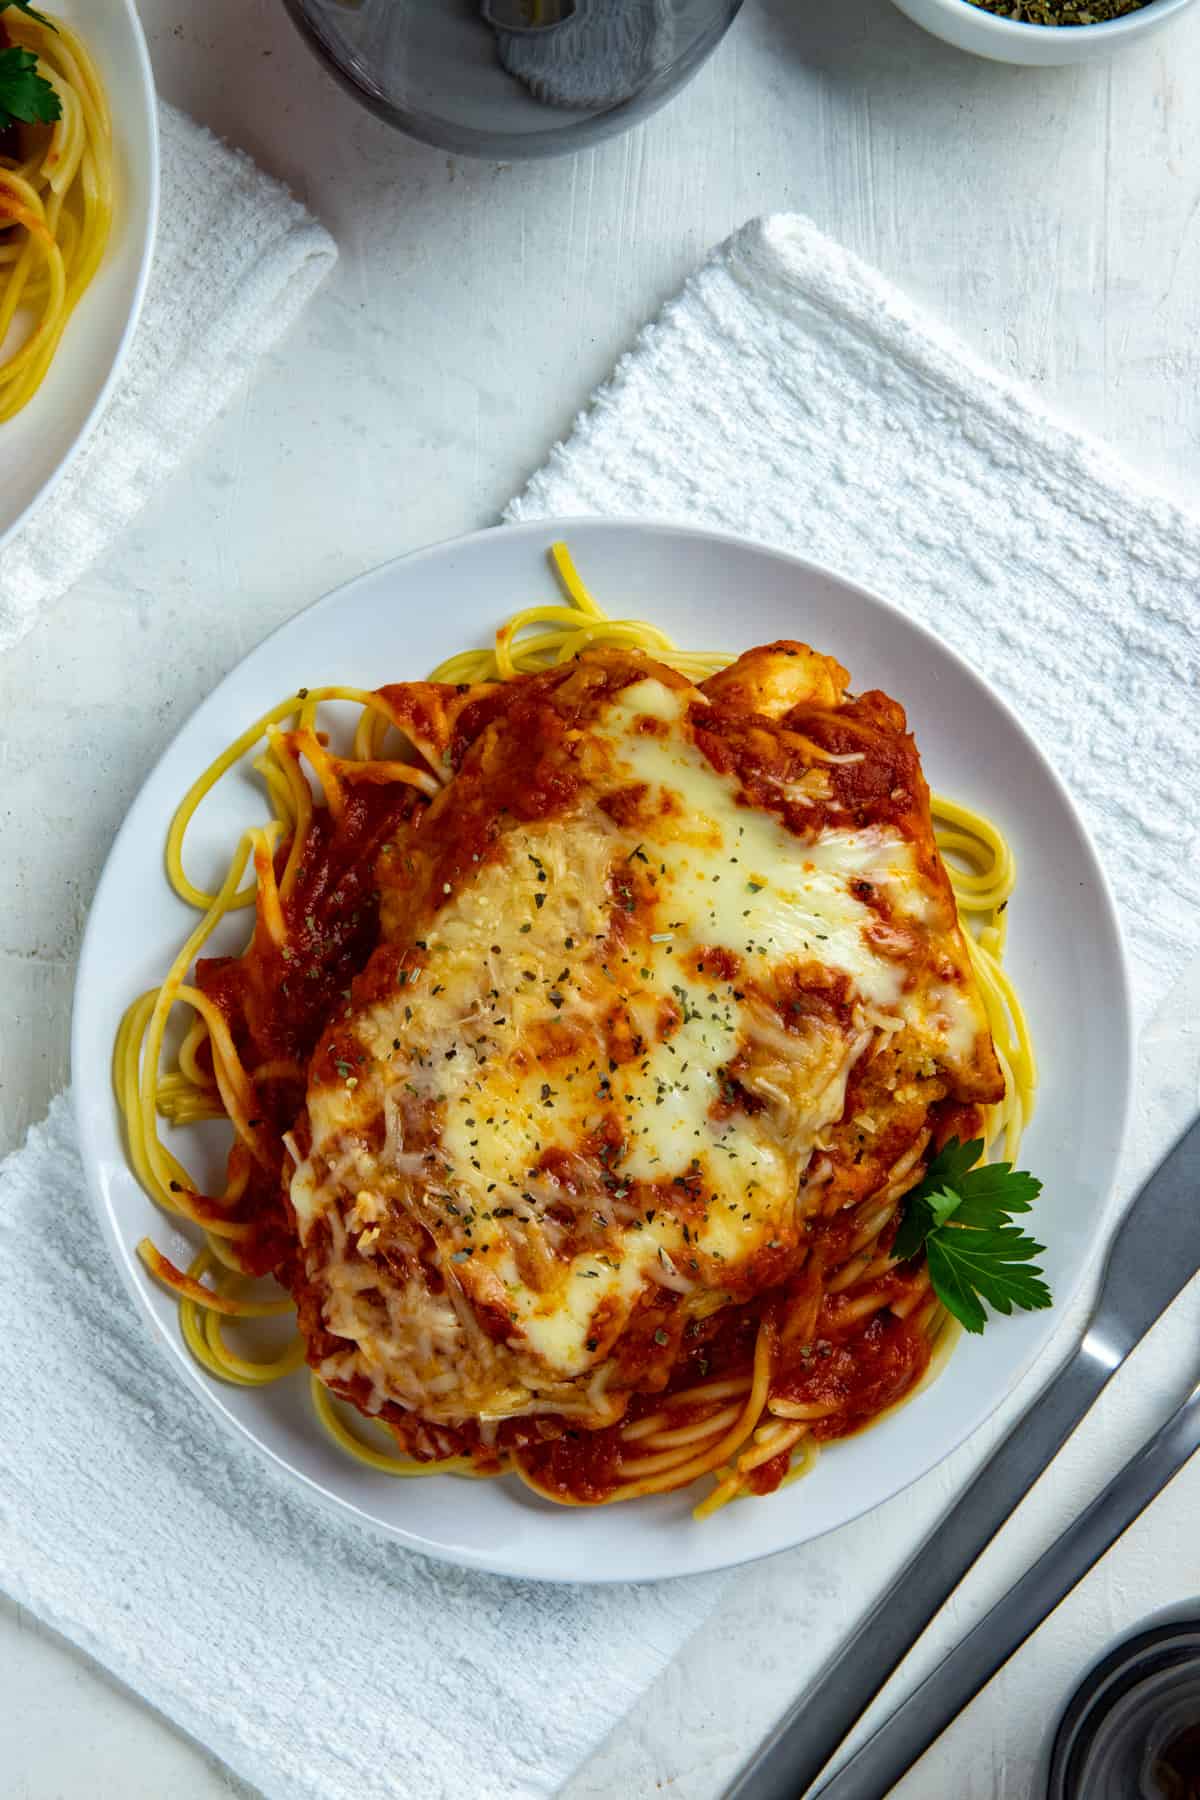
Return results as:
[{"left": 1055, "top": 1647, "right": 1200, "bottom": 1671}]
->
[
  {"left": 926, "top": 1226, "right": 1051, "bottom": 1335},
  {"left": 0, "top": 44, "right": 60, "bottom": 128},
  {"left": 0, "top": 2, "right": 57, "bottom": 31},
  {"left": 939, "top": 1163, "right": 1042, "bottom": 1225},
  {"left": 893, "top": 1136, "right": 1051, "bottom": 1334}
]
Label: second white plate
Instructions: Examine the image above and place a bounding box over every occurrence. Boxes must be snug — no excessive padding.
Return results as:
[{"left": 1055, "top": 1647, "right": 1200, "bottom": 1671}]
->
[{"left": 0, "top": 0, "right": 158, "bottom": 549}]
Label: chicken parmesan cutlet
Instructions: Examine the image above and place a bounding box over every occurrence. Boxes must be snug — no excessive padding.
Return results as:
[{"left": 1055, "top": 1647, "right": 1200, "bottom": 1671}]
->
[{"left": 283, "top": 642, "right": 1004, "bottom": 1488}]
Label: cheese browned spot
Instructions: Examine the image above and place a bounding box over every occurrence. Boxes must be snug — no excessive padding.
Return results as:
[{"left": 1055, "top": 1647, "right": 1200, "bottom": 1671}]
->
[{"left": 289, "top": 645, "right": 1002, "bottom": 1431}]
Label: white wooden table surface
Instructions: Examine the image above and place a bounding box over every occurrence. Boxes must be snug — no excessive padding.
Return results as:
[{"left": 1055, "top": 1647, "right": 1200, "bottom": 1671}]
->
[{"left": 3, "top": 1, "right": 1200, "bottom": 1795}]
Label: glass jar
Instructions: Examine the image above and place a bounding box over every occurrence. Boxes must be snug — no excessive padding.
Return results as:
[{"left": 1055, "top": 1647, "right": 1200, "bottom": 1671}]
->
[
  {"left": 1048, "top": 1612, "right": 1200, "bottom": 1799},
  {"left": 280, "top": 0, "right": 744, "bottom": 160}
]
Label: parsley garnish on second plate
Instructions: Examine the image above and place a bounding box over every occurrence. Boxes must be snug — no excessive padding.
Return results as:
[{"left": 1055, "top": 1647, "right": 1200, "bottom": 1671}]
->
[
  {"left": 893, "top": 1136, "right": 1052, "bottom": 1336},
  {"left": 0, "top": 2, "right": 61, "bottom": 132}
]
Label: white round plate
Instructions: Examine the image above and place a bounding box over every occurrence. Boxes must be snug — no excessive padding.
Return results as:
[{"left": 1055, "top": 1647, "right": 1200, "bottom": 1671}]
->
[
  {"left": 0, "top": 0, "right": 158, "bottom": 549},
  {"left": 72, "top": 519, "right": 1133, "bottom": 1583}
]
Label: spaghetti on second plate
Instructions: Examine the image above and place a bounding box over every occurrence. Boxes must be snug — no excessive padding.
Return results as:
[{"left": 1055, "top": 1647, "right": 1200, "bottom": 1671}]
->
[{"left": 0, "top": 6, "right": 112, "bottom": 421}]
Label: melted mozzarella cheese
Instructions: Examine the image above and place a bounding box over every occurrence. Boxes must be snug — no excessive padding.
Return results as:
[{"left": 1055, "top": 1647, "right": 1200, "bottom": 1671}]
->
[
  {"left": 597, "top": 680, "right": 929, "bottom": 1009},
  {"left": 292, "top": 672, "right": 993, "bottom": 1425}
]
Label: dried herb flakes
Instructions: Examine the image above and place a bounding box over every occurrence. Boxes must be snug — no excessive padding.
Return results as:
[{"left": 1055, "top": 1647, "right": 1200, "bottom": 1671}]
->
[{"left": 967, "top": 0, "right": 1149, "bottom": 21}]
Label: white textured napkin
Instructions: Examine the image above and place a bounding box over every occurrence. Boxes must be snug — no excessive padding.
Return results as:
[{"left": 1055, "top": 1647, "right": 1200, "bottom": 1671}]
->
[
  {"left": 3, "top": 211, "right": 1200, "bottom": 1800},
  {"left": 0, "top": 101, "right": 337, "bottom": 652}
]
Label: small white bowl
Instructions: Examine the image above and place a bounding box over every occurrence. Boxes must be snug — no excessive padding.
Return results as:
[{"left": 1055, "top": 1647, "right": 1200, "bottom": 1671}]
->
[{"left": 890, "top": 0, "right": 1195, "bottom": 63}]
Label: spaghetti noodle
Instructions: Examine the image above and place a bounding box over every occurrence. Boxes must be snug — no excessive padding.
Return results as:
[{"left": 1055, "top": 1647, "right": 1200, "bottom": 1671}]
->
[
  {"left": 116, "top": 543, "right": 1036, "bottom": 1516},
  {"left": 0, "top": 8, "right": 112, "bottom": 422}
]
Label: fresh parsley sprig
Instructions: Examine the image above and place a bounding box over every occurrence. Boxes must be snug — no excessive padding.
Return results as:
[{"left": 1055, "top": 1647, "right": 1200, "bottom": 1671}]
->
[
  {"left": 893, "top": 1136, "right": 1052, "bottom": 1336},
  {"left": 0, "top": 3, "right": 61, "bottom": 133}
]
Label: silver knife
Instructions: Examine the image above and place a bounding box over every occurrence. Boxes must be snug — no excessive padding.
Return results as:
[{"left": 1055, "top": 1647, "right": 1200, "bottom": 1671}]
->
[{"left": 725, "top": 1110, "right": 1200, "bottom": 1800}]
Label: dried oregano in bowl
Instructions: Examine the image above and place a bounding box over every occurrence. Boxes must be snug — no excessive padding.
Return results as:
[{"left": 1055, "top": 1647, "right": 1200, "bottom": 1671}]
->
[{"left": 966, "top": 0, "right": 1150, "bottom": 19}]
